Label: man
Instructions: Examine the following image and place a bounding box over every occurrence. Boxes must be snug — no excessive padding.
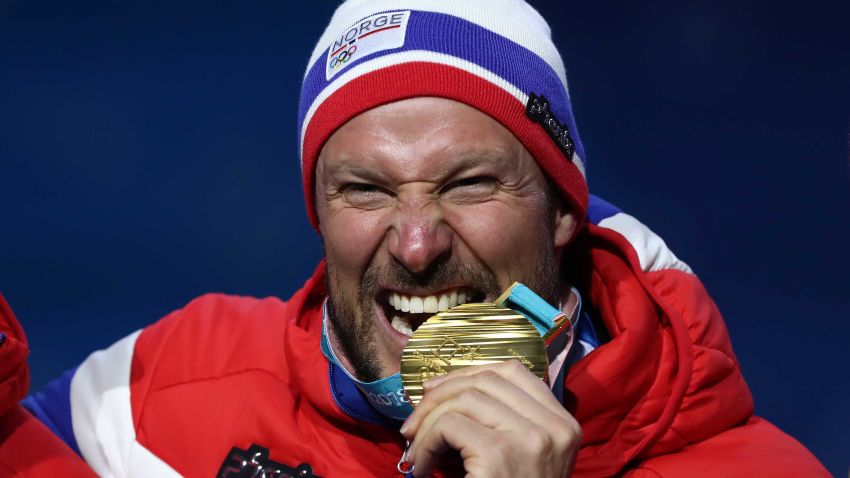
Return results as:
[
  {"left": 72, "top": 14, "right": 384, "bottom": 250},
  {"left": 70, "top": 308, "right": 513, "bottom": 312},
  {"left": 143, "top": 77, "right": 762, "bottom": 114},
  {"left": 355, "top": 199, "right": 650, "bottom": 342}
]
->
[{"left": 1, "top": 0, "right": 829, "bottom": 476}]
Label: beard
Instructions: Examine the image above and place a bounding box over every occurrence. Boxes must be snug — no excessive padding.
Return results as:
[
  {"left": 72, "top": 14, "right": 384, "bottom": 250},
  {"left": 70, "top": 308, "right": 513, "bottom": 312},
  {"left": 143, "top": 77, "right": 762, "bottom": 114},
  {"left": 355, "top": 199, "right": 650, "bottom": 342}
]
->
[{"left": 325, "top": 235, "right": 561, "bottom": 383}]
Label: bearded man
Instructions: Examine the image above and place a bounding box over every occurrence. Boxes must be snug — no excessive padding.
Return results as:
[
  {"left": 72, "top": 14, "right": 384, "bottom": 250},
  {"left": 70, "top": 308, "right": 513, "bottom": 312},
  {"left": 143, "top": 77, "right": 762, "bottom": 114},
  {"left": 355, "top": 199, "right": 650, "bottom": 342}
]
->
[{"left": 1, "top": 1, "right": 828, "bottom": 477}]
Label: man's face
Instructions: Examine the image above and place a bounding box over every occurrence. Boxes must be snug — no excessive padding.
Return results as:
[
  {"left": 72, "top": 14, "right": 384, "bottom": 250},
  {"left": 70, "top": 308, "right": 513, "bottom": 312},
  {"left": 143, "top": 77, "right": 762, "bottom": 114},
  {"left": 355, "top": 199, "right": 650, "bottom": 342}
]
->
[{"left": 315, "top": 97, "right": 577, "bottom": 382}]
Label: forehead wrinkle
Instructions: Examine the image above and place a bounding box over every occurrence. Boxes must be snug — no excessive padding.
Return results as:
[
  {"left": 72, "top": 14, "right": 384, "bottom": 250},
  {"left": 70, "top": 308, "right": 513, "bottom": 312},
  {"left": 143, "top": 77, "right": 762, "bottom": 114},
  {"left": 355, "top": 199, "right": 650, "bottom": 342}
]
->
[
  {"left": 320, "top": 114, "right": 528, "bottom": 186},
  {"left": 360, "top": 124, "right": 457, "bottom": 158},
  {"left": 398, "top": 147, "right": 521, "bottom": 183},
  {"left": 320, "top": 153, "right": 390, "bottom": 182},
  {"left": 434, "top": 145, "right": 522, "bottom": 175}
]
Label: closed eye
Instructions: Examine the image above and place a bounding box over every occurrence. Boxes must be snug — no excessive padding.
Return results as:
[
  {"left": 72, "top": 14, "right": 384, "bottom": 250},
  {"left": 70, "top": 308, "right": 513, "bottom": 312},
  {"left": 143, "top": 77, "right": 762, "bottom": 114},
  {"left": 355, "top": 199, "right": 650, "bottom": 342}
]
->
[
  {"left": 339, "top": 182, "right": 394, "bottom": 208},
  {"left": 441, "top": 176, "right": 498, "bottom": 202}
]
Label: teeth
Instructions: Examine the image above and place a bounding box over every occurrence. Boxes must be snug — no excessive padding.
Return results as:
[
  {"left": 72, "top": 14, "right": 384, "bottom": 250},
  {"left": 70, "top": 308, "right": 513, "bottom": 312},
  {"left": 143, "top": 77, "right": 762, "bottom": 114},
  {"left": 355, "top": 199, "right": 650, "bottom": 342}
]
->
[
  {"left": 409, "top": 296, "right": 424, "bottom": 313},
  {"left": 387, "top": 288, "right": 475, "bottom": 313},
  {"left": 423, "top": 296, "right": 438, "bottom": 313},
  {"left": 391, "top": 315, "right": 413, "bottom": 336},
  {"left": 437, "top": 294, "right": 449, "bottom": 311}
]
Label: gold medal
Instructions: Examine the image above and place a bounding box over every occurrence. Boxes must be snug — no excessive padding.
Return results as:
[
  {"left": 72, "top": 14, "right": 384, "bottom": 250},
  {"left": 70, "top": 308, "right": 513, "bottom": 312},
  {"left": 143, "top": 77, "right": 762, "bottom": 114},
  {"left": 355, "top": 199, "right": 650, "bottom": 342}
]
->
[{"left": 400, "top": 303, "right": 548, "bottom": 405}]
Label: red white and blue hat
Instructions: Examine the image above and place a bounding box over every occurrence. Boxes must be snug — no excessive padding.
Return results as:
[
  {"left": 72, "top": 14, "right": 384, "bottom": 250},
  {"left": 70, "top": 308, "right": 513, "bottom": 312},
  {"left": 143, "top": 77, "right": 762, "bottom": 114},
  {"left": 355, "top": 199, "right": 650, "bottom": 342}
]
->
[{"left": 299, "top": 0, "right": 588, "bottom": 227}]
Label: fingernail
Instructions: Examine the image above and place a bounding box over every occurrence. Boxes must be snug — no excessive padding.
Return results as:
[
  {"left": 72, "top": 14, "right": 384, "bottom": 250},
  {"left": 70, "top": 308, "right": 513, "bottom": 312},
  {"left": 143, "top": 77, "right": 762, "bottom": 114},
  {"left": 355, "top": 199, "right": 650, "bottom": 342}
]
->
[
  {"left": 423, "top": 374, "right": 447, "bottom": 389},
  {"left": 400, "top": 416, "right": 411, "bottom": 435}
]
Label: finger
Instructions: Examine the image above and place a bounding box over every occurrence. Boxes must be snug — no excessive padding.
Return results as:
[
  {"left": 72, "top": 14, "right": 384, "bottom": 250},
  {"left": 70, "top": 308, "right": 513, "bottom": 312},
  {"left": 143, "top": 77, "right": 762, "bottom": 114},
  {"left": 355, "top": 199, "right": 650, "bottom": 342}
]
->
[
  {"left": 425, "top": 359, "right": 559, "bottom": 408},
  {"left": 408, "top": 372, "right": 582, "bottom": 476},
  {"left": 408, "top": 412, "right": 496, "bottom": 478},
  {"left": 403, "top": 366, "right": 572, "bottom": 438},
  {"left": 405, "top": 369, "right": 556, "bottom": 437},
  {"left": 412, "top": 386, "right": 536, "bottom": 452}
]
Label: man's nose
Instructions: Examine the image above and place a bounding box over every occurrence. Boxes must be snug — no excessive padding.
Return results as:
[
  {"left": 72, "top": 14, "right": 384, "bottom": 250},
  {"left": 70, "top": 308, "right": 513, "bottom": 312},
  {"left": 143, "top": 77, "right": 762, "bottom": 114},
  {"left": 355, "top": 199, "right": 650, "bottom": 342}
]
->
[{"left": 387, "top": 199, "right": 453, "bottom": 274}]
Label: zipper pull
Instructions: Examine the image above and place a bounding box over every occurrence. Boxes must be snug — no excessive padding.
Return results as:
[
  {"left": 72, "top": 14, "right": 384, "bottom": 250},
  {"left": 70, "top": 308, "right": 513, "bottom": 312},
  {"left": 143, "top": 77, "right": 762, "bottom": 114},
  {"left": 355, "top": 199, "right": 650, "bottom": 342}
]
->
[{"left": 397, "top": 440, "right": 415, "bottom": 478}]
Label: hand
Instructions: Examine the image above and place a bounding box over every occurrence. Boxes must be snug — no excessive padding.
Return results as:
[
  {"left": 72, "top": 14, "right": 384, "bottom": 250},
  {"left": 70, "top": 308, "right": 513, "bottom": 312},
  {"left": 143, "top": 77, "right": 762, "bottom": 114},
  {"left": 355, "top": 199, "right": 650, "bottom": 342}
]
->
[{"left": 400, "top": 360, "right": 582, "bottom": 478}]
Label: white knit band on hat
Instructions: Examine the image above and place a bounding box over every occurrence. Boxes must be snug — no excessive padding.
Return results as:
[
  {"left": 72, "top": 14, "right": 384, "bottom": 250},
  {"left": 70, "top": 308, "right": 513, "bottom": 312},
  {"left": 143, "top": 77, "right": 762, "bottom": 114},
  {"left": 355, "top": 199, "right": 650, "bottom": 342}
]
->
[{"left": 299, "top": 0, "right": 588, "bottom": 228}]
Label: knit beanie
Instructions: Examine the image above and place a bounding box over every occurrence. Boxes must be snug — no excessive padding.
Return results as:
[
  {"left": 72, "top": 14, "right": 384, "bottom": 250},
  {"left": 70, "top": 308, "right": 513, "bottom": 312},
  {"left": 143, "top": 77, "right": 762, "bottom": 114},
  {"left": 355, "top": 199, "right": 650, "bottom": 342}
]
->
[{"left": 299, "top": 0, "right": 588, "bottom": 228}]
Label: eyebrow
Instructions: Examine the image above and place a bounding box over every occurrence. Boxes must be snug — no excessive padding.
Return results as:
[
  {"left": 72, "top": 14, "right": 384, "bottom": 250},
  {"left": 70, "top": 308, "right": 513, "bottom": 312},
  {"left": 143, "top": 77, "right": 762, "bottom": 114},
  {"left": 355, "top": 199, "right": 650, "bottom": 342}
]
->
[
  {"left": 436, "top": 149, "right": 516, "bottom": 176},
  {"left": 332, "top": 164, "right": 387, "bottom": 182},
  {"left": 322, "top": 148, "right": 517, "bottom": 183}
]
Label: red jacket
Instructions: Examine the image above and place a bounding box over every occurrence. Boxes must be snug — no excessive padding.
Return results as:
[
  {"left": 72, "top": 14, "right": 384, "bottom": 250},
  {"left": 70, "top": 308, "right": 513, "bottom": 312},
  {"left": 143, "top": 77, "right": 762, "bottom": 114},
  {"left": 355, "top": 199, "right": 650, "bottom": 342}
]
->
[
  {"left": 0, "top": 295, "right": 95, "bottom": 477},
  {"left": 4, "top": 200, "right": 829, "bottom": 477}
]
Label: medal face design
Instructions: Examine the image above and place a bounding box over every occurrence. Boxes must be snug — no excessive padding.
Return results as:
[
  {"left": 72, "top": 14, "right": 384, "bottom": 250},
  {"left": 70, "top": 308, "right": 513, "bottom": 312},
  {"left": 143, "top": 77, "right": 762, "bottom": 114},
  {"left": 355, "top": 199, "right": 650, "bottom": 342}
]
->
[{"left": 401, "top": 303, "right": 548, "bottom": 405}]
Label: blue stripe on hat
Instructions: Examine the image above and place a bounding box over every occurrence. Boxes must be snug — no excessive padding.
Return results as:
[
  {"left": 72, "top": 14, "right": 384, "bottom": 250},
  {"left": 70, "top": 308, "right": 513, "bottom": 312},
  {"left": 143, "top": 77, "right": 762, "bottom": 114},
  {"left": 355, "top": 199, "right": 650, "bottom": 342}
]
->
[{"left": 299, "top": 10, "right": 585, "bottom": 163}]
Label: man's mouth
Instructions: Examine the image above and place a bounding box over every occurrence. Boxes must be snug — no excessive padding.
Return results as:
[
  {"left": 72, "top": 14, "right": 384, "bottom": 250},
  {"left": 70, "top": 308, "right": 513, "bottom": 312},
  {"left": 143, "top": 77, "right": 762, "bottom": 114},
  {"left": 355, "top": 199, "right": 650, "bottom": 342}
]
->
[{"left": 381, "top": 287, "right": 481, "bottom": 336}]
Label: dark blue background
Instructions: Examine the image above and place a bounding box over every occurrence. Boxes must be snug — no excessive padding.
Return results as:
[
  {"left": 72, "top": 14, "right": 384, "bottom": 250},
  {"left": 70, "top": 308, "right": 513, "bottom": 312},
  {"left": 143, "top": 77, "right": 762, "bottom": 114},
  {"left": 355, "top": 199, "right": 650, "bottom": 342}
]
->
[{"left": 1, "top": 1, "right": 848, "bottom": 474}]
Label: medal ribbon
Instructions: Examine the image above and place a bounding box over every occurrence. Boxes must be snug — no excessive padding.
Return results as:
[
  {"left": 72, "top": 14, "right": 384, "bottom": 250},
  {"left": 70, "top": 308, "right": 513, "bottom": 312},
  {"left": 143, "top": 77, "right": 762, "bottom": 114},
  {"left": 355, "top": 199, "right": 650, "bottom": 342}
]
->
[{"left": 320, "top": 306, "right": 414, "bottom": 420}]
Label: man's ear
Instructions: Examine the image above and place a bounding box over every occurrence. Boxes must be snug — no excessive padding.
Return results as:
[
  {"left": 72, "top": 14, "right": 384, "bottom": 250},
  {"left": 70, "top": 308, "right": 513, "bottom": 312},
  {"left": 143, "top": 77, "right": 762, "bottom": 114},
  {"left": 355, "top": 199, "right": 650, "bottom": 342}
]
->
[{"left": 552, "top": 202, "right": 579, "bottom": 248}]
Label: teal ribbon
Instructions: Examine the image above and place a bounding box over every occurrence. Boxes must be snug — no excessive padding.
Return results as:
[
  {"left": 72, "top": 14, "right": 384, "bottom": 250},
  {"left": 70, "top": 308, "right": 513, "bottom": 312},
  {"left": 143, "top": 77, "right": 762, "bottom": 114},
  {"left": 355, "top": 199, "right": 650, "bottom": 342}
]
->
[
  {"left": 320, "top": 306, "right": 414, "bottom": 420},
  {"left": 496, "top": 282, "right": 568, "bottom": 336}
]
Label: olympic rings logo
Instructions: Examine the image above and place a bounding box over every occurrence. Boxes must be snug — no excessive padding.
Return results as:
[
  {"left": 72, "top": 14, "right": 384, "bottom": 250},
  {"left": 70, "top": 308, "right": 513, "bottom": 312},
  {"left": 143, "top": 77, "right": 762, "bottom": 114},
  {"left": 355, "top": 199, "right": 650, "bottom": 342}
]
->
[{"left": 329, "top": 44, "right": 357, "bottom": 70}]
